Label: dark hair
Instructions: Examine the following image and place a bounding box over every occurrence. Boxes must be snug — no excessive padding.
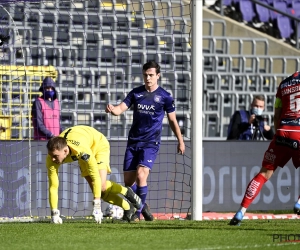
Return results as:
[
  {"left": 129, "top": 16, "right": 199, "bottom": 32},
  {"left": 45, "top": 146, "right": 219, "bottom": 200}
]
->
[
  {"left": 143, "top": 61, "right": 160, "bottom": 74},
  {"left": 47, "top": 137, "right": 67, "bottom": 151}
]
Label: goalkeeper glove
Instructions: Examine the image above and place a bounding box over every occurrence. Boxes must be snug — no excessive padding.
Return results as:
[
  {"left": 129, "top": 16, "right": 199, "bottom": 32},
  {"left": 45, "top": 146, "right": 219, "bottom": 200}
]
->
[
  {"left": 51, "top": 209, "right": 63, "bottom": 224},
  {"left": 92, "top": 199, "right": 102, "bottom": 224}
]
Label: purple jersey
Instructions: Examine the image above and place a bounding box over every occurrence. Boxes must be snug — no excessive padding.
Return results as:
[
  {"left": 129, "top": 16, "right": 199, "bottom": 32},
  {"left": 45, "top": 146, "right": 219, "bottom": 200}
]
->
[{"left": 123, "top": 85, "right": 175, "bottom": 145}]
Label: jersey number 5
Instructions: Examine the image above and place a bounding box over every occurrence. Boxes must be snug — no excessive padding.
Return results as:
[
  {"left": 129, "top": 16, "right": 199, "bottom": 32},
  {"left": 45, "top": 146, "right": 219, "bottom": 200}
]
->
[{"left": 290, "top": 92, "right": 300, "bottom": 112}]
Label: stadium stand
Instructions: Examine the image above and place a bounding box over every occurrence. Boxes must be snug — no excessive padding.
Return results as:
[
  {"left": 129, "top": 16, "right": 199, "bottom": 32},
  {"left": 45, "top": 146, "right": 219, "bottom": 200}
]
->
[
  {"left": 0, "top": 0, "right": 192, "bottom": 140},
  {"left": 203, "top": 3, "right": 300, "bottom": 138},
  {"left": 4, "top": 0, "right": 300, "bottom": 140}
]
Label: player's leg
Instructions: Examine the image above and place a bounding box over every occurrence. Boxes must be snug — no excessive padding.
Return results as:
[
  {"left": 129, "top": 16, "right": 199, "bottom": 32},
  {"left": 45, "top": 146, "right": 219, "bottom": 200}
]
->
[
  {"left": 133, "top": 145, "right": 158, "bottom": 221},
  {"left": 101, "top": 188, "right": 136, "bottom": 222},
  {"left": 230, "top": 166, "right": 273, "bottom": 226},
  {"left": 104, "top": 179, "right": 142, "bottom": 209},
  {"left": 138, "top": 146, "right": 159, "bottom": 221},
  {"left": 85, "top": 169, "right": 136, "bottom": 222},
  {"left": 230, "top": 138, "right": 290, "bottom": 225},
  {"left": 123, "top": 146, "right": 140, "bottom": 221},
  {"left": 123, "top": 171, "right": 141, "bottom": 221},
  {"left": 135, "top": 165, "right": 152, "bottom": 220},
  {"left": 92, "top": 151, "right": 130, "bottom": 209},
  {"left": 98, "top": 167, "right": 138, "bottom": 222},
  {"left": 294, "top": 195, "right": 300, "bottom": 215}
]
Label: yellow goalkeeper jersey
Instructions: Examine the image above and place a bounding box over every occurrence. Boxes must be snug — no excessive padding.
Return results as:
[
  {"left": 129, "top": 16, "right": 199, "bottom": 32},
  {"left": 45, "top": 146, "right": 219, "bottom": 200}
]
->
[{"left": 46, "top": 125, "right": 111, "bottom": 209}]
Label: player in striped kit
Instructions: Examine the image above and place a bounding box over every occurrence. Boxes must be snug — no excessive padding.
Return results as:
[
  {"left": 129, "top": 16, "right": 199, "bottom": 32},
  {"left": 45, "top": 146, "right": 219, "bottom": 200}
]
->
[
  {"left": 46, "top": 125, "right": 142, "bottom": 224},
  {"left": 106, "top": 61, "right": 185, "bottom": 221},
  {"left": 230, "top": 71, "right": 300, "bottom": 225}
]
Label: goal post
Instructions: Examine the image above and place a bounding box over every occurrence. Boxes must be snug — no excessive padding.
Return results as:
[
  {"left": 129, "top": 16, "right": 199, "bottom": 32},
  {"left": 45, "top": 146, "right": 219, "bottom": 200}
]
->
[
  {"left": 191, "top": 0, "right": 203, "bottom": 221},
  {"left": 0, "top": 0, "right": 195, "bottom": 221}
]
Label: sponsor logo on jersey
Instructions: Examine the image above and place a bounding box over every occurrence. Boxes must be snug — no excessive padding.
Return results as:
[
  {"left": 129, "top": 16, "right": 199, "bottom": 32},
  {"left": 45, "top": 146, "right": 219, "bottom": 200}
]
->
[
  {"left": 276, "top": 136, "right": 299, "bottom": 149},
  {"left": 264, "top": 151, "right": 276, "bottom": 163},
  {"left": 280, "top": 78, "right": 300, "bottom": 90},
  {"left": 281, "top": 85, "right": 300, "bottom": 96},
  {"left": 280, "top": 118, "right": 300, "bottom": 125},
  {"left": 137, "top": 94, "right": 143, "bottom": 98},
  {"left": 147, "top": 160, "right": 152, "bottom": 162},
  {"left": 154, "top": 95, "right": 161, "bottom": 103},
  {"left": 137, "top": 104, "right": 155, "bottom": 111},
  {"left": 67, "top": 139, "right": 80, "bottom": 146},
  {"left": 81, "top": 153, "right": 90, "bottom": 161}
]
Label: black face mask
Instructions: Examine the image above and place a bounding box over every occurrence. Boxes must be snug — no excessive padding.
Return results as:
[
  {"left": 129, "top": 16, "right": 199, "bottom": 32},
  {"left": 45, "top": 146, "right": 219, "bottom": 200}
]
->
[{"left": 44, "top": 90, "right": 55, "bottom": 99}]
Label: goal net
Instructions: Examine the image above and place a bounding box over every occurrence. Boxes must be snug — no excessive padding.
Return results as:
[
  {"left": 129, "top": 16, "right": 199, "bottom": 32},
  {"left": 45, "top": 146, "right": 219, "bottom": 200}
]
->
[{"left": 0, "top": 0, "right": 191, "bottom": 221}]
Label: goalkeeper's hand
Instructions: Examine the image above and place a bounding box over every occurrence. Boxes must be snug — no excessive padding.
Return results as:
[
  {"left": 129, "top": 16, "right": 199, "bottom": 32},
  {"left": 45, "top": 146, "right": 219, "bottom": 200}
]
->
[
  {"left": 92, "top": 199, "right": 102, "bottom": 224},
  {"left": 51, "top": 209, "right": 63, "bottom": 224}
]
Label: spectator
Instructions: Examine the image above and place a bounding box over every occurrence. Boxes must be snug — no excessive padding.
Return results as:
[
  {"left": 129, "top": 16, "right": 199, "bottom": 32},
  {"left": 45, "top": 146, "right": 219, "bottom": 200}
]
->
[
  {"left": 230, "top": 71, "right": 300, "bottom": 226},
  {"left": 32, "top": 77, "right": 61, "bottom": 140},
  {"left": 105, "top": 61, "right": 185, "bottom": 221},
  {"left": 227, "top": 95, "right": 274, "bottom": 140}
]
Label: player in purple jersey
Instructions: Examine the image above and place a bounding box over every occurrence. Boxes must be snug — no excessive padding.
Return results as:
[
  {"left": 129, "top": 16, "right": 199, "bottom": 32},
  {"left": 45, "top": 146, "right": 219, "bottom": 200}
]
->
[{"left": 105, "top": 61, "right": 185, "bottom": 221}]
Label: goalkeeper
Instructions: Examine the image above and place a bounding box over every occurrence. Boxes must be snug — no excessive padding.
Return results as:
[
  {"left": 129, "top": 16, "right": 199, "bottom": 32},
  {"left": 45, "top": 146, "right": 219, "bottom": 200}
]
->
[{"left": 46, "top": 125, "right": 142, "bottom": 224}]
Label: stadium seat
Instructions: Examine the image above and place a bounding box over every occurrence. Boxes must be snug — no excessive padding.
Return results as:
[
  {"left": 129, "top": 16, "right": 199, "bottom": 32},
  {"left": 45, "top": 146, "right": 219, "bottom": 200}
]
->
[
  {"left": 239, "top": 0, "right": 256, "bottom": 24},
  {"left": 255, "top": 0, "right": 271, "bottom": 23},
  {"left": 270, "top": 0, "right": 287, "bottom": 21},
  {"left": 254, "top": 0, "right": 273, "bottom": 33},
  {"left": 276, "top": 15, "right": 294, "bottom": 40},
  {"left": 292, "top": 0, "right": 300, "bottom": 10}
]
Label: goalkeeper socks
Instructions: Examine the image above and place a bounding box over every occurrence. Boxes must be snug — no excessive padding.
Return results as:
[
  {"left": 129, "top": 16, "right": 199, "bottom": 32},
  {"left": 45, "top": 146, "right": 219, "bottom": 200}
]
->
[
  {"left": 241, "top": 173, "right": 267, "bottom": 208},
  {"left": 105, "top": 180, "right": 127, "bottom": 196},
  {"left": 136, "top": 185, "right": 148, "bottom": 217}
]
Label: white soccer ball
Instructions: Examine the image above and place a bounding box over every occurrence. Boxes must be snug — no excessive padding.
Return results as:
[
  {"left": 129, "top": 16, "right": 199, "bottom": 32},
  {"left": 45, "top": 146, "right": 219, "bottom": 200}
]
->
[{"left": 105, "top": 205, "right": 124, "bottom": 219}]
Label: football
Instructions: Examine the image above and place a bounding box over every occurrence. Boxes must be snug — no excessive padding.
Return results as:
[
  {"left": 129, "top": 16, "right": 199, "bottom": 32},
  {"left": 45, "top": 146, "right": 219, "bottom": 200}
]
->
[{"left": 104, "top": 205, "right": 124, "bottom": 219}]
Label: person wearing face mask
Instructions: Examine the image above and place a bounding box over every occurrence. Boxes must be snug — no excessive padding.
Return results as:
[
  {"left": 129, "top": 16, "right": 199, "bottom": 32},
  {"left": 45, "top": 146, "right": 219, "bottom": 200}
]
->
[
  {"left": 31, "top": 77, "right": 62, "bottom": 140},
  {"left": 227, "top": 95, "right": 274, "bottom": 140}
]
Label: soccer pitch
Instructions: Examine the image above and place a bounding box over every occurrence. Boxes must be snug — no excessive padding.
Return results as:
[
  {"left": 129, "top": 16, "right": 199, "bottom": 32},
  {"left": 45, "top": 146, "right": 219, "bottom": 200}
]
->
[{"left": 0, "top": 219, "right": 299, "bottom": 250}]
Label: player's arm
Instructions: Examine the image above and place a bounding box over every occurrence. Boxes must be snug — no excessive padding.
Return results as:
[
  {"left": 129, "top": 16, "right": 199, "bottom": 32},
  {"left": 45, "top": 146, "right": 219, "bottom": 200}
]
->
[
  {"left": 46, "top": 155, "right": 63, "bottom": 224},
  {"left": 274, "top": 97, "right": 282, "bottom": 132},
  {"left": 167, "top": 111, "right": 185, "bottom": 154},
  {"left": 79, "top": 150, "right": 103, "bottom": 223},
  {"left": 79, "top": 149, "right": 101, "bottom": 199},
  {"left": 46, "top": 155, "right": 60, "bottom": 209},
  {"left": 105, "top": 102, "right": 128, "bottom": 116}
]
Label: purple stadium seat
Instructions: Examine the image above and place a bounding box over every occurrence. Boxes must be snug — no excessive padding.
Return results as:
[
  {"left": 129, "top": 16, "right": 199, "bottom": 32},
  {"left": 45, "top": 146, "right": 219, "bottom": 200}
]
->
[
  {"left": 276, "top": 15, "right": 294, "bottom": 38},
  {"left": 239, "top": 0, "right": 256, "bottom": 22},
  {"left": 292, "top": 0, "right": 300, "bottom": 9},
  {"left": 255, "top": 0, "right": 271, "bottom": 23},
  {"left": 291, "top": 1, "right": 300, "bottom": 16},
  {"left": 270, "top": 0, "right": 287, "bottom": 21}
]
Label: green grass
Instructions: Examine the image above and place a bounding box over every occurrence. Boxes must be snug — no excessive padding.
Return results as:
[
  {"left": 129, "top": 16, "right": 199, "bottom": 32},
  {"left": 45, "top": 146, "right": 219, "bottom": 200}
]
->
[{"left": 0, "top": 219, "right": 299, "bottom": 250}]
